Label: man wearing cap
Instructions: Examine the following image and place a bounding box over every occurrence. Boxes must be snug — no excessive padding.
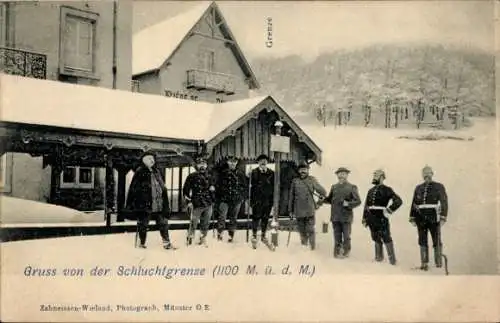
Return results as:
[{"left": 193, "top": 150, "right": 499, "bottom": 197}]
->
[
  {"left": 249, "top": 154, "right": 275, "bottom": 248},
  {"left": 321, "top": 167, "right": 362, "bottom": 258},
  {"left": 288, "top": 161, "right": 327, "bottom": 250},
  {"left": 216, "top": 156, "right": 249, "bottom": 242},
  {"left": 362, "top": 169, "right": 402, "bottom": 265},
  {"left": 126, "top": 151, "right": 175, "bottom": 250},
  {"left": 409, "top": 166, "right": 448, "bottom": 270},
  {"left": 183, "top": 157, "right": 216, "bottom": 246}
]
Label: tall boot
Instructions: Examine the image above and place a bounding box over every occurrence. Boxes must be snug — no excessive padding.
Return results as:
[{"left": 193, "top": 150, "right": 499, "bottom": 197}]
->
[
  {"left": 374, "top": 243, "right": 384, "bottom": 262},
  {"left": 299, "top": 231, "right": 308, "bottom": 246},
  {"left": 434, "top": 245, "right": 443, "bottom": 268},
  {"left": 333, "top": 243, "right": 342, "bottom": 258},
  {"left": 420, "top": 246, "right": 429, "bottom": 270},
  {"left": 385, "top": 242, "right": 397, "bottom": 265},
  {"left": 309, "top": 232, "right": 316, "bottom": 251}
]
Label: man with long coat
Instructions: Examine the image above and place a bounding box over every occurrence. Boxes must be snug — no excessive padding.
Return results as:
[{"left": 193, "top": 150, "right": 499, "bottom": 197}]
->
[
  {"left": 126, "top": 151, "right": 175, "bottom": 250},
  {"left": 321, "top": 167, "right": 362, "bottom": 258},
  {"left": 409, "top": 165, "right": 448, "bottom": 270},
  {"left": 288, "top": 161, "right": 327, "bottom": 250},
  {"left": 249, "top": 154, "right": 274, "bottom": 248}
]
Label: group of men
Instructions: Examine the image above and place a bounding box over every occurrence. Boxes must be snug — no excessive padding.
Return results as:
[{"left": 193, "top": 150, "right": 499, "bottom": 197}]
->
[{"left": 126, "top": 150, "right": 448, "bottom": 271}]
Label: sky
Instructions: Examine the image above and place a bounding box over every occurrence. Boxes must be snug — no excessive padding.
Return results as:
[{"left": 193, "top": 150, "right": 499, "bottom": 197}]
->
[{"left": 133, "top": 1, "right": 495, "bottom": 62}]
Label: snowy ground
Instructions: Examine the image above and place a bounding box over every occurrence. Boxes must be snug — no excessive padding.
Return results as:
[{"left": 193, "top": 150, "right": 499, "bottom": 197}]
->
[{"left": 1, "top": 118, "right": 498, "bottom": 322}]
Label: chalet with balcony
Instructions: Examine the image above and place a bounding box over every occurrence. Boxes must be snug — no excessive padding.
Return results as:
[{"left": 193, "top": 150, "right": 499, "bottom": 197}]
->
[
  {"left": 0, "top": 1, "right": 133, "bottom": 212},
  {"left": 1, "top": 1, "right": 323, "bottom": 227},
  {"left": 132, "top": 1, "right": 259, "bottom": 103}
]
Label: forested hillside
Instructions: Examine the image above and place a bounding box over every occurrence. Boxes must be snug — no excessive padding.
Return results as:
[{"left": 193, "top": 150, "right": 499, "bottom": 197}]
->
[{"left": 251, "top": 44, "right": 495, "bottom": 117}]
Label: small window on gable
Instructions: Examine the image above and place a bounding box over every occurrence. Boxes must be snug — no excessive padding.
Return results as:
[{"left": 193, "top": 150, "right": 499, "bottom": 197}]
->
[
  {"left": 59, "top": 6, "right": 99, "bottom": 79},
  {"left": 198, "top": 48, "right": 215, "bottom": 72},
  {"left": 60, "top": 166, "right": 95, "bottom": 189}
]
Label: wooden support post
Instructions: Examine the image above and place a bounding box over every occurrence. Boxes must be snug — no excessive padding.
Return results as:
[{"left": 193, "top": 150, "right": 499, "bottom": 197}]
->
[
  {"left": 104, "top": 154, "right": 115, "bottom": 227},
  {"left": 50, "top": 166, "right": 61, "bottom": 204},
  {"left": 116, "top": 167, "right": 127, "bottom": 222}
]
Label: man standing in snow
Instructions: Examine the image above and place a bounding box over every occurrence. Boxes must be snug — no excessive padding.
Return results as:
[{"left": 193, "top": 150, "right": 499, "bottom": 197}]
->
[
  {"left": 362, "top": 169, "right": 402, "bottom": 265},
  {"left": 126, "top": 151, "right": 175, "bottom": 250},
  {"left": 409, "top": 165, "right": 448, "bottom": 270},
  {"left": 320, "top": 167, "right": 362, "bottom": 258},
  {"left": 183, "top": 157, "right": 216, "bottom": 246},
  {"left": 216, "top": 156, "right": 248, "bottom": 243},
  {"left": 249, "top": 154, "right": 274, "bottom": 248},
  {"left": 288, "top": 161, "right": 327, "bottom": 250}
]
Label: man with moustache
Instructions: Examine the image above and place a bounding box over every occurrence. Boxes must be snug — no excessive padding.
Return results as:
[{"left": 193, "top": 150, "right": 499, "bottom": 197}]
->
[
  {"left": 216, "top": 156, "right": 248, "bottom": 243},
  {"left": 183, "top": 157, "right": 216, "bottom": 246},
  {"left": 362, "top": 169, "right": 402, "bottom": 265},
  {"left": 249, "top": 154, "right": 275, "bottom": 249},
  {"left": 288, "top": 161, "right": 327, "bottom": 250},
  {"left": 321, "top": 167, "right": 362, "bottom": 258},
  {"left": 409, "top": 165, "right": 449, "bottom": 271},
  {"left": 126, "top": 151, "right": 175, "bottom": 250}
]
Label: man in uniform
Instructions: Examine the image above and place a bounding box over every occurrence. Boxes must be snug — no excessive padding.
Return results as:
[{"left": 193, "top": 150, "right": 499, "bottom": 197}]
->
[
  {"left": 409, "top": 165, "right": 448, "bottom": 270},
  {"left": 288, "top": 161, "right": 327, "bottom": 250},
  {"left": 321, "top": 167, "right": 362, "bottom": 258},
  {"left": 216, "top": 156, "right": 248, "bottom": 243},
  {"left": 183, "top": 157, "right": 216, "bottom": 246},
  {"left": 362, "top": 169, "right": 402, "bottom": 265},
  {"left": 249, "top": 154, "right": 274, "bottom": 248}
]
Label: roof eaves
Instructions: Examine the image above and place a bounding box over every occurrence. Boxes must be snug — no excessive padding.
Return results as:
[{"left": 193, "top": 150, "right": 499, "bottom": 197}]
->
[
  {"left": 214, "top": 3, "right": 260, "bottom": 90},
  {"left": 265, "top": 96, "right": 323, "bottom": 164},
  {"left": 132, "top": 68, "right": 159, "bottom": 79}
]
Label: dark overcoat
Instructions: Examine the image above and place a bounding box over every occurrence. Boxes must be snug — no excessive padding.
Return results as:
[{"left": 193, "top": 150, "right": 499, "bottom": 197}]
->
[
  {"left": 126, "top": 166, "right": 170, "bottom": 217},
  {"left": 250, "top": 168, "right": 274, "bottom": 209}
]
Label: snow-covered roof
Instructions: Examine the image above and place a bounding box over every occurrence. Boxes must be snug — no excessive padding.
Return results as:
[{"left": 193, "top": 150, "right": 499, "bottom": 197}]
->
[
  {"left": 132, "top": 1, "right": 259, "bottom": 89},
  {"left": 132, "top": 2, "right": 211, "bottom": 76},
  {"left": 0, "top": 73, "right": 212, "bottom": 141},
  {"left": 0, "top": 73, "right": 321, "bottom": 162}
]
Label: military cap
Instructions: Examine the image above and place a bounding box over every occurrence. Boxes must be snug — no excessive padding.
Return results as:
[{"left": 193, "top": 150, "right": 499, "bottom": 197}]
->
[
  {"left": 256, "top": 154, "right": 269, "bottom": 162},
  {"left": 140, "top": 150, "right": 157, "bottom": 160},
  {"left": 422, "top": 165, "right": 434, "bottom": 174},
  {"left": 297, "top": 161, "right": 310, "bottom": 169},
  {"left": 335, "top": 167, "right": 350, "bottom": 174},
  {"left": 373, "top": 169, "right": 386, "bottom": 178},
  {"left": 195, "top": 157, "right": 207, "bottom": 164},
  {"left": 226, "top": 155, "right": 239, "bottom": 161}
]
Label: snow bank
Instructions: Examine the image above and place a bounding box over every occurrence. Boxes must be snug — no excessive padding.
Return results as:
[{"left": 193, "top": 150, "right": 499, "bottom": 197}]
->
[{"left": 0, "top": 196, "right": 102, "bottom": 224}]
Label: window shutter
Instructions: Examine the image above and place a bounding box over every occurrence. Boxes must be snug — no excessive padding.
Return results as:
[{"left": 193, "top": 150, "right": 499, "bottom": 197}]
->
[
  {"left": 64, "top": 17, "right": 79, "bottom": 68},
  {"left": 78, "top": 19, "right": 93, "bottom": 71}
]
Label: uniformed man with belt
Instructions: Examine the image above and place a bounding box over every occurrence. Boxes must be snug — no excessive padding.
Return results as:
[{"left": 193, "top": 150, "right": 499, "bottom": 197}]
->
[
  {"left": 409, "top": 165, "right": 449, "bottom": 270},
  {"left": 362, "top": 169, "right": 402, "bottom": 265}
]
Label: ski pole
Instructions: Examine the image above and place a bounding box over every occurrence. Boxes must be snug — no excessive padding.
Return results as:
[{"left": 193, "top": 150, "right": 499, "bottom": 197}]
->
[
  {"left": 186, "top": 204, "right": 194, "bottom": 245},
  {"left": 437, "top": 220, "right": 449, "bottom": 275},
  {"left": 246, "top": 167, "right": 252, "bottom": 243},
  {"left": 286, "top": 214, "right": 294, "bottom": 247},
  {"left": 134, "top": 222, "right": 139, "bottom": 248}
]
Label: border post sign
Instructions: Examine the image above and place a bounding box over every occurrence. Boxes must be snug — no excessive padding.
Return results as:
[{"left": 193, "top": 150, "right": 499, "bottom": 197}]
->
[{"left": 269, "top": 121, "right": 290, "bottom": 247}]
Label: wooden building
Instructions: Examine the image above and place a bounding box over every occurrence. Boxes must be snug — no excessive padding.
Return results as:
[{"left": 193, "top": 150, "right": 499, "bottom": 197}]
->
[
  {"left": 1, "top": 1, "right": 323, "bottom": 226},
  {"left": 132, "top": 1, "right": 259, "bottom": 104},
  {"left": 0, "top": 73, "right": 322, "bottom": 223}
]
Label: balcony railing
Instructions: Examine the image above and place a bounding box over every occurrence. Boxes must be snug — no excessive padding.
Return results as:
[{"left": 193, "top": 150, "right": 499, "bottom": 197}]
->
[
  {"left": 186, "top": 69, "right": 235, "bottom": 95},
  {"left": 0, "top": 46, "right": 47, "bottom": 79}
]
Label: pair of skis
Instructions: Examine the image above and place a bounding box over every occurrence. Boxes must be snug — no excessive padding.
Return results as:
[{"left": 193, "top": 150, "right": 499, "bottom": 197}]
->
[{"left": 251, "top": 236, "right": 276, "bottom": 251}]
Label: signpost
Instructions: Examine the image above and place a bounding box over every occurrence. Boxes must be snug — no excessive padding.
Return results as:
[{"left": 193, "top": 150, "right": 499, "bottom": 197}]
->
[{"left": 269, "top": 120, "right": 290, "bottom": 247}]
